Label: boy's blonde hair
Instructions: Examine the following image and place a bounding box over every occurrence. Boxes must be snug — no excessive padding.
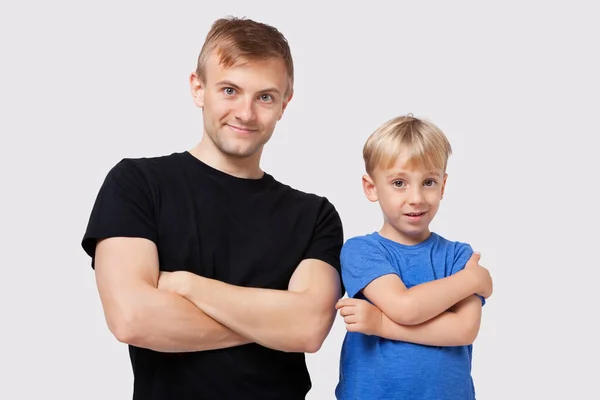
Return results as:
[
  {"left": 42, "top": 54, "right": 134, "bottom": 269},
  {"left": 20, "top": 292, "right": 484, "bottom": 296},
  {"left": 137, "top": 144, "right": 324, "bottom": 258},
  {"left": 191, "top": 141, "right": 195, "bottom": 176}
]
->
[{"left": 363, "top": 115, "right": 453, "bottom": 175}]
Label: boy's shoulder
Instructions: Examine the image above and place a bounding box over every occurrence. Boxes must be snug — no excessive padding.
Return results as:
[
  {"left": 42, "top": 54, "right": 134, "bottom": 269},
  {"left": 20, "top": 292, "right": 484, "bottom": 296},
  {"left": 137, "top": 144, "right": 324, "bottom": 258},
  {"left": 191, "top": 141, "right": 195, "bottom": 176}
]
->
[
  {"left": 432, "top": 232, "right": 473, "bottom": 252},
  {"left": 341, "top": 232, "right": 383, "bottom": 252}
]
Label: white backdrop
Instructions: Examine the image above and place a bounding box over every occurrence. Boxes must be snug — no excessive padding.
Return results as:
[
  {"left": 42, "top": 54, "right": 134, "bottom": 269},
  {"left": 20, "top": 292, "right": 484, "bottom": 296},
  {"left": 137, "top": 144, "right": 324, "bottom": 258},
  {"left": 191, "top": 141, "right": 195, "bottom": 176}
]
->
[{"left": 2, "top": 1, "right": 598, "bottom": 399}]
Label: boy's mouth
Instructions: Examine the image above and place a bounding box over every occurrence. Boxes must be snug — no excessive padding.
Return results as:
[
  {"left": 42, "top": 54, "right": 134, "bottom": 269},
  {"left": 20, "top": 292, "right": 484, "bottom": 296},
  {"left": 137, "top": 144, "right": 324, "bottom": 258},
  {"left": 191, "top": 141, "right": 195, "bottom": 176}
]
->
[{"left": 405, "top": 212, "right": 426, "bottom": 217}]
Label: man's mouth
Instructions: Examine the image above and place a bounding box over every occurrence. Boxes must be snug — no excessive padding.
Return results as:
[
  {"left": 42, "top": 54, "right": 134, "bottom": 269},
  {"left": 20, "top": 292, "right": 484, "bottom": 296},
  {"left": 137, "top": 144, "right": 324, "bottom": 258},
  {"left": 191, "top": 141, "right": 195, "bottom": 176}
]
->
[{"left": 227, "top": 124, "right": 258, "bottom": 133}]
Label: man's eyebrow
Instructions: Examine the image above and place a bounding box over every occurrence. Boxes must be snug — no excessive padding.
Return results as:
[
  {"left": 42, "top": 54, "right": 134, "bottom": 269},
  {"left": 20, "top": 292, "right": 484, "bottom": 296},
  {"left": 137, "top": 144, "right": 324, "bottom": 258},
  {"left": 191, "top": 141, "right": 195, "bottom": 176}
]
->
[
  {"left": 215, "top": 80, "right": 281, "bottom": 95},
  {"left": 215, "top": 80, "right": 242, "bottom": 90}
]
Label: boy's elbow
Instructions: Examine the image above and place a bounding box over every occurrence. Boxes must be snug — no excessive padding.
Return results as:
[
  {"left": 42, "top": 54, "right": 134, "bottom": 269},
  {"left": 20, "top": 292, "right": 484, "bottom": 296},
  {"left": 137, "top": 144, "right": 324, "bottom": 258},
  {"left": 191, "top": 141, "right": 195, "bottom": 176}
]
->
[
  {"left": 387, "top": 297, "right": 421, "bottom": 325},
  {"left": 458, "top": 323, "right": 480, "bottom": 345}
]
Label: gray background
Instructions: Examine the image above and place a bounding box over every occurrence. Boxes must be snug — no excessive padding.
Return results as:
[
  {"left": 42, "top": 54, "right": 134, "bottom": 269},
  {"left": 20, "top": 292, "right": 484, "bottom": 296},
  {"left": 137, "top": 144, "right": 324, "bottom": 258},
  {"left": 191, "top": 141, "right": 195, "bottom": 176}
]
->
[{"left": 1, "top": 0, "right": 598, "bottom": 399}]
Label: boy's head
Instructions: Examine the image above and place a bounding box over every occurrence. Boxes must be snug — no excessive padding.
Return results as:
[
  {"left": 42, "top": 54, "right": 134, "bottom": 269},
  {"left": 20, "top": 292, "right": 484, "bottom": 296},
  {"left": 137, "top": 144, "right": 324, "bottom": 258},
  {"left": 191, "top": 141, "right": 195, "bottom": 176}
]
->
[
  {"left": 190, "top": 16, "right": 294, "bottom": 160},
  {"left": 362, "top": 115, "right": 453, "bottom": 245}
]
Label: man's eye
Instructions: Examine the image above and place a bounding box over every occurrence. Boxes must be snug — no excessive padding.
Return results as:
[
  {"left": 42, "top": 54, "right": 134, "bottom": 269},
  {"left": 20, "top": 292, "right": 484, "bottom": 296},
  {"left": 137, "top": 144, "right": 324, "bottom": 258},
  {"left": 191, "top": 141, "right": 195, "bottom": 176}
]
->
[
  {"left": 260, "top": 94, "right": 273, "bottom": 102},
  {"left": 223, "top": 88, "right": 236, "bottom": 95}
]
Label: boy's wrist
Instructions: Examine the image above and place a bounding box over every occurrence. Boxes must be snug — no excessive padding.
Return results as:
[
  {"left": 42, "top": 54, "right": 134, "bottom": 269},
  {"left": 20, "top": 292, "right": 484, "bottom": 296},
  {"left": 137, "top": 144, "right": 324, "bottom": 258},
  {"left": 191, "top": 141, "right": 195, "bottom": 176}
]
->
[
  {"left": 376, "top": 312, "right": 389, "bottom": 337},
  {"left": 459, "top": 268, "right": 480, "bottom": 295}
]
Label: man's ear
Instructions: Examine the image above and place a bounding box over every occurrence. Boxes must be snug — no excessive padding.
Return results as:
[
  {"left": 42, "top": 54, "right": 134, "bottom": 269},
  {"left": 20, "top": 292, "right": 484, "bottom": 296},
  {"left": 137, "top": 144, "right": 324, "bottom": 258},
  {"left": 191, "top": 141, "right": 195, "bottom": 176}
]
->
[
  {"left": 441, "top": 173, "right": 448, "bottom": 199},
  {"left": 190, "top": 72, "right": 205, "bottom": 109},
  {"left": 362, "top": 174, "right": 378, "bottom": 202},
  {"left": 278, "top": 88, "right": 294, "bottom": 120}
]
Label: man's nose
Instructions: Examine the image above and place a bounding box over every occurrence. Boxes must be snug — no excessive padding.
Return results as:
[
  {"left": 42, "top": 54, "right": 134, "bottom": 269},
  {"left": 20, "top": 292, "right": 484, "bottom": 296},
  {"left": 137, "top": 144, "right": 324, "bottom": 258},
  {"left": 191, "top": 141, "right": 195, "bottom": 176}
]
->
[{"left": 235, "top": 97, "right": 256, "bottom": 123}]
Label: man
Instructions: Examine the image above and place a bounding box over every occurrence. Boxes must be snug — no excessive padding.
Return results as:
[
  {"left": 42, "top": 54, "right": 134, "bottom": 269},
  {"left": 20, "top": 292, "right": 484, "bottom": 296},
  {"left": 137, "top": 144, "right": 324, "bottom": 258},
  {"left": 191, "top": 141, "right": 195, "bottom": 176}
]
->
[{"left": 81, "top": 16, "right": 344, "bottom": 400}]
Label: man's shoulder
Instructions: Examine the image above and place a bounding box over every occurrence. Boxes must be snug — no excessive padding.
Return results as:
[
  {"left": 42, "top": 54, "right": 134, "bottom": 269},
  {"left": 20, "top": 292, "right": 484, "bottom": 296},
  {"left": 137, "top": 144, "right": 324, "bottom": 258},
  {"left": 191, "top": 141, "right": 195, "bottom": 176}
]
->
[
  {"left": 270, "top": 178, "right": 339, "bottom": 212},
  {"left": 104, "top": 151, "right": 186, "bottom": 186},
  {"left": 112, "top": 151, "right": 184, "bottom": 174}
]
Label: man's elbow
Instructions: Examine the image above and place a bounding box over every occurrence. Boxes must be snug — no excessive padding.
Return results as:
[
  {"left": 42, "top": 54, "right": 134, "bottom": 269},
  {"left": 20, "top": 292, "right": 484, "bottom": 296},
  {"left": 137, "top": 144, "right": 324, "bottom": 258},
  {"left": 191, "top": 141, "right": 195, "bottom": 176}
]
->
[
  {"left": 297, "top": 313, "right": 334, "bottom": 353},
  {"left": 106, "top": 307, "right": 145, "bottom": 345}
]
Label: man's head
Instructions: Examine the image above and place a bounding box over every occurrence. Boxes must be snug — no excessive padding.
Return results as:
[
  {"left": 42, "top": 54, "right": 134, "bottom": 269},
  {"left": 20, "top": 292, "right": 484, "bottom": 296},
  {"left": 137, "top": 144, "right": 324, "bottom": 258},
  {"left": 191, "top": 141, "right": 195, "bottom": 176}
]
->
[
  {"left": 190, "top": 17, "right": 294, "bottom": 162},
  {"left": 361, "top": 115, "right": 453, "bottom": 244}
]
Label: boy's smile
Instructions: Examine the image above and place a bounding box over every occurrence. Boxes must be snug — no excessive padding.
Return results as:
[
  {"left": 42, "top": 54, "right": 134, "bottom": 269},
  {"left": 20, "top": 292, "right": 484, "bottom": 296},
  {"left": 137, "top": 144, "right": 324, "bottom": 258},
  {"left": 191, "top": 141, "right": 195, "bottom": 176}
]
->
[{"left": 362, "top": 152, "right": 447, "bottom": 246}]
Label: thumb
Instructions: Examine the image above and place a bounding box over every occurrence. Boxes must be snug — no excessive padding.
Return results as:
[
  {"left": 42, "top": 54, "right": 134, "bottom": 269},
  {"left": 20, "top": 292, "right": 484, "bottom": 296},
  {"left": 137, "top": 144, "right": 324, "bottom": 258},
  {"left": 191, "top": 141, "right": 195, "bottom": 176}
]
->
[{"left": 470, "top": 251, "right": 481, "bottom": 262}]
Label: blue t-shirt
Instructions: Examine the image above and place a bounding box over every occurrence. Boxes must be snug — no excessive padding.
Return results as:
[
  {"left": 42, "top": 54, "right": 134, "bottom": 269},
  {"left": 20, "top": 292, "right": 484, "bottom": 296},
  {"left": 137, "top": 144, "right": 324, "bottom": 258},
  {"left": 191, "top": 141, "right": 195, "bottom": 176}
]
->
[{"left": 335, "top": 232, "right": 484, "bottom": 400}]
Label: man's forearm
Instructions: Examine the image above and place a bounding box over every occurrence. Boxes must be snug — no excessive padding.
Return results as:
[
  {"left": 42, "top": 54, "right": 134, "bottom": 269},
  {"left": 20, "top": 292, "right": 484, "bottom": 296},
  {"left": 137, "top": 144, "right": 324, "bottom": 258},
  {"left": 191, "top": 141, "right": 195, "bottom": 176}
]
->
[
  {"left": 114, "top": 285, "right": 250, "bottom": 352},
  {"left": 178, "top": 276, "right": 328, "bottom": 353}
]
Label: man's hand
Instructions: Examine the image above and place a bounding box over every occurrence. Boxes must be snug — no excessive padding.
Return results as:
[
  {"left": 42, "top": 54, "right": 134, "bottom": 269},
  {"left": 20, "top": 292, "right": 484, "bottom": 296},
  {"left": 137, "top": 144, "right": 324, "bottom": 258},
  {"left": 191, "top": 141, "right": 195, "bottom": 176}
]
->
[
  {"left": 158, "top": 271, "right": 193, "bottom": 296},
  {"left": 464, "top": 252, "right": 493, "bottom": 299},
  {"left": 335, "top": 298, "right": 383, "bottom": 336}
]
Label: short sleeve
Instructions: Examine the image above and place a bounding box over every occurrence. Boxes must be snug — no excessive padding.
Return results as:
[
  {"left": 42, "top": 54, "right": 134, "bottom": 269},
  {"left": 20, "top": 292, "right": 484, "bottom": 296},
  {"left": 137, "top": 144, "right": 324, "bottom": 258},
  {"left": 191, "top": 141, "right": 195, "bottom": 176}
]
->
[
  {"left": 81, "top": 159, "right": 158, "bottom": 268},
  {"left": 303, "top": 198, "right": 345, "bottom": 294},
  {"left": 340, "top": 237, "right": 399, "bottom": 299},
  {"left": 452, "top": 242, "right": 486, "bottom": 306}
]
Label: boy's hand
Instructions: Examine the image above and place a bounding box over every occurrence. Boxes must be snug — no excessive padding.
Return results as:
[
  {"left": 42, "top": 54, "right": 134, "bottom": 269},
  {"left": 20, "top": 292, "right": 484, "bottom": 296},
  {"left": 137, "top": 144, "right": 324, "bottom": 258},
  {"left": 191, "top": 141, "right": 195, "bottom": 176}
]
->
[
  {"left": 465, "top": 252, "right": 493, "bottom": 299},
  {"left": 335, "top": 298, "right": 383, "bottom": 336}
]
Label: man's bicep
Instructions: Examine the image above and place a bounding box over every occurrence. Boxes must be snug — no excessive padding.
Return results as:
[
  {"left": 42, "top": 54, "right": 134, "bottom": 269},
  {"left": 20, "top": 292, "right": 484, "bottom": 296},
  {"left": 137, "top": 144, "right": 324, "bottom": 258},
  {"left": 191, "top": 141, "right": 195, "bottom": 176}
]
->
[
  {"left": 288, "top": 258, "right": 341, "bottom": 301},
  {"left": 94, "top": 237, "right": 159, "bottom": 330}
]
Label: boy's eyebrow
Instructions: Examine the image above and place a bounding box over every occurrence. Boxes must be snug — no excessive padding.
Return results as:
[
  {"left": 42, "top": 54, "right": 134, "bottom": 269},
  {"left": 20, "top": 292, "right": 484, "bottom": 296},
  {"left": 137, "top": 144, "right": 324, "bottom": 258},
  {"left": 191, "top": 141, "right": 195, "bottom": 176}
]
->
[
  {"left": 215, "top": 80, "right": 281, "bottom": 95},
  {"left": 385, "top": 170, "right": 442, "bottom": 178}
]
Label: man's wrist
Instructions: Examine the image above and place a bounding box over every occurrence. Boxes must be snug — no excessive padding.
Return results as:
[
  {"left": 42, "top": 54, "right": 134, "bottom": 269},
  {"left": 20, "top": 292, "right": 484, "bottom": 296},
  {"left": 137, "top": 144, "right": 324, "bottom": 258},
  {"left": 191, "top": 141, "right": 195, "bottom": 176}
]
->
[{"left": 176, "top": 271, "right": 201, "bottom": 299}]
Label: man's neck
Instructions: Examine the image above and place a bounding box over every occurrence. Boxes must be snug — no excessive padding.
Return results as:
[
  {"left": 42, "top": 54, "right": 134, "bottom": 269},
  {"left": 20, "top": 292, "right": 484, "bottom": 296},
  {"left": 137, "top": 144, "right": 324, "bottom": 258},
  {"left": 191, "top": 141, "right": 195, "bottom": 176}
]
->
[{"left": 189, "top": 141, "right": 264, "bottom": 180}]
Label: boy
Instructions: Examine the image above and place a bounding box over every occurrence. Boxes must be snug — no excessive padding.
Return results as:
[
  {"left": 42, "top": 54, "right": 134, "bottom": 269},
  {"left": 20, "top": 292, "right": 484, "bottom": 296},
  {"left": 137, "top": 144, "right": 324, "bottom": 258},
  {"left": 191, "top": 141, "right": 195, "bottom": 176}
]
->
[{"left": 335, "top": 115, "right": 493, "bottom": 399}]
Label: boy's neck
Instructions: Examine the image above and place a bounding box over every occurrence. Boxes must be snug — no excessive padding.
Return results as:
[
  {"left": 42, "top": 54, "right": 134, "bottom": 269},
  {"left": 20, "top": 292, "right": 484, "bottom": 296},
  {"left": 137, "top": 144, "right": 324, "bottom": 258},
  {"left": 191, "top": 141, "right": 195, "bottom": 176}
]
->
[{"left": 379, "top": 224, "right": 432, "bottom": 246}]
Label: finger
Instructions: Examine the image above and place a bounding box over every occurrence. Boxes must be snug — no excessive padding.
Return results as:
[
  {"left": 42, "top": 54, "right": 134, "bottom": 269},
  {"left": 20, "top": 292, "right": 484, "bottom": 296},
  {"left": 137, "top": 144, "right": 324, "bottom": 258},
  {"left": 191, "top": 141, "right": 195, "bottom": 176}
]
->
[
  {"left": 336, "top": 298, "right": 358, "bottom": 309},
  {"left": 344, "top": 315, "right": 358, "bottom": 324},
  {"left": 339, "top": 306, "right": 355, "bottom": 317}
]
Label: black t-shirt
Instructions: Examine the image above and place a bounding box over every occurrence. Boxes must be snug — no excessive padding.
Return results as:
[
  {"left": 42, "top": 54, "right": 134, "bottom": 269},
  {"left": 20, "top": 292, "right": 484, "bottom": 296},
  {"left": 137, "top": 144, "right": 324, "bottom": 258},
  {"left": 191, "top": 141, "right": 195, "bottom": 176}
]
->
[{"left": 81, "top": 151, "right": 344, "bottom": 400}]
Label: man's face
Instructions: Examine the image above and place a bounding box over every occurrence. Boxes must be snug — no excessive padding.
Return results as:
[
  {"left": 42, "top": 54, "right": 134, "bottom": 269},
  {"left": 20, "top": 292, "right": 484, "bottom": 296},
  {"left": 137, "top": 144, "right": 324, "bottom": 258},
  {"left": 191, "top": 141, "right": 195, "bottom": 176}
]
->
[
  {"left": 363, "top": 153, "right": 447, "bottom": 245},
  {"left": 191, "top": 51, "right": 292, "bottom": 159}
]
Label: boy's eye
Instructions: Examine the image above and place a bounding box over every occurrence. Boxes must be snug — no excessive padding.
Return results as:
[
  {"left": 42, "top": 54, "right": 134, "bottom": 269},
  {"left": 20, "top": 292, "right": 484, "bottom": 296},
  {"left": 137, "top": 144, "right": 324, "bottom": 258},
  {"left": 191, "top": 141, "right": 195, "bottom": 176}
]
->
[
  {"left": 424, "top": 179, "right": 437, "bottom": 187},
  {"left": 392, "top": 180, "right": 405, "bottom": 187}
]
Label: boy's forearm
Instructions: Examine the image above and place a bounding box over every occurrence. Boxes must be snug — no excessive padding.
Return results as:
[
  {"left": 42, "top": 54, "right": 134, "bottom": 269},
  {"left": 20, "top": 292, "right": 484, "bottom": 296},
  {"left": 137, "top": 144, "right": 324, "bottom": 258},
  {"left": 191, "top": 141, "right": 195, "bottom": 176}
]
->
[
  {"left": 394, "top": 269, "right": 479, "bottom": 325},
  {"left": 378, "top": 295, "right": 482, "bottom": 346},
  {"left": 378, "top": 311, "right": 469, "bottom": 346}
]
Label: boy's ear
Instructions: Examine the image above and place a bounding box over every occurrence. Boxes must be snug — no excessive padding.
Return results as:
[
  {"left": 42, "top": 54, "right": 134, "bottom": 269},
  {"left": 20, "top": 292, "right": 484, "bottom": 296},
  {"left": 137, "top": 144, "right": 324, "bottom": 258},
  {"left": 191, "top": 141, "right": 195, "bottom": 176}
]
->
[
  {"left": 441, "top": 173, "right": 448, "bottom": 199},
  {"left": 362, "top": 174, "right": 378, "bottom": 202}
]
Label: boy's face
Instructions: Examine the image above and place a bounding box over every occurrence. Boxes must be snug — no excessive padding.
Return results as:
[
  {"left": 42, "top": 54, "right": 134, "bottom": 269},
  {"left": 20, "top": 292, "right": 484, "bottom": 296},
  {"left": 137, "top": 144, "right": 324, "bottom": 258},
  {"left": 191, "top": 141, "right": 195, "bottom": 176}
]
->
[
  {"left": 190, "top": 51, "right": 292, "bottom": 160},
  {"left": 363, "top": 153, "right": 447, "bottom": 245}
]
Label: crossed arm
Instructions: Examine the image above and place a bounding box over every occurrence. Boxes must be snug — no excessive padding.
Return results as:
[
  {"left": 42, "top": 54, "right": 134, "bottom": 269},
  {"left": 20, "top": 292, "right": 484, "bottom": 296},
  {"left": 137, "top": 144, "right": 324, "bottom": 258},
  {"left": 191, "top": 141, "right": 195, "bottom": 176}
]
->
[
  {"left": 94, "top": 237, "right": 341, "bottom": 353},
  {"left": 337, "top": 253, "right": 491, "bottom": 346}
]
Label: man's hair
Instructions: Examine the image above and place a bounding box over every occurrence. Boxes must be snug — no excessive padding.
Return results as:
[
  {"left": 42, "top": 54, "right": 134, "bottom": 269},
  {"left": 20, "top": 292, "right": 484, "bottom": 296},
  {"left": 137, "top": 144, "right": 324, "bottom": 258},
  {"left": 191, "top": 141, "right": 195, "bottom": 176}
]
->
[
  {"left": 196, "top": 16, "right": 294, "bottom": 96},
  {"left": 363, "top": 115, "right": 453, "bottom": 175}
]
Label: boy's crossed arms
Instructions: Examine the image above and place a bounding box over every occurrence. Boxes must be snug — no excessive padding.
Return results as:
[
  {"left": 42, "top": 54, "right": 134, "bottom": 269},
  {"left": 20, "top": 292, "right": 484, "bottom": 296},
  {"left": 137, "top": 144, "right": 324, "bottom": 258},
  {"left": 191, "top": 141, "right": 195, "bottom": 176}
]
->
[{"left": 336, "top": 252, "right": 492, "bottom": 347}]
